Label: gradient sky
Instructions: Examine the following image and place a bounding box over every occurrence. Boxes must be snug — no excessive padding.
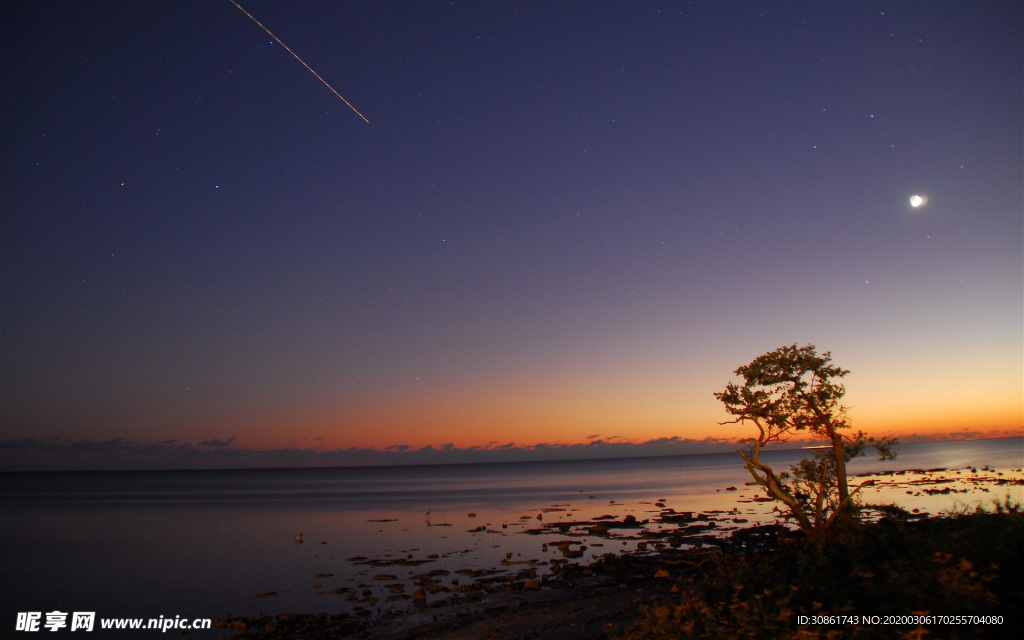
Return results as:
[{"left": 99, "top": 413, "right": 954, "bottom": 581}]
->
[{"left": 2, "top": 1, "right": 1021, "bottom": 470}]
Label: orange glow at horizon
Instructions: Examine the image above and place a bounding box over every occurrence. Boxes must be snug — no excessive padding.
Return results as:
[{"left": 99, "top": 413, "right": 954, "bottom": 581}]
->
[
  {"left": 196, "top": 383, "right": 1020, "bottom": 454},
  {"left": 162, "top": 343, "right": 1022, "bottom": 454}
]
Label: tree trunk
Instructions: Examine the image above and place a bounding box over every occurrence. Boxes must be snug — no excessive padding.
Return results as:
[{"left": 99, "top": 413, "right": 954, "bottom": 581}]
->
[
  {"left": 829, "top": 425, "right": 850, "bottom": 519},
  {"left": 738, "top": 439, "right": 814, "bottom": 536}
]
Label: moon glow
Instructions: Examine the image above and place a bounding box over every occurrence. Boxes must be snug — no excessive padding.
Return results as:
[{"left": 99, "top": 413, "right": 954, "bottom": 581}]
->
[{"left": 909, "top": 194, "right": 927, "bottom": 208}]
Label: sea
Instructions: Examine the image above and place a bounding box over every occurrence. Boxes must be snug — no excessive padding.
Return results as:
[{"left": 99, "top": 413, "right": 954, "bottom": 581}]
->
[{"left": 1, "top": 438, "right": 1021, "bottom": 637}]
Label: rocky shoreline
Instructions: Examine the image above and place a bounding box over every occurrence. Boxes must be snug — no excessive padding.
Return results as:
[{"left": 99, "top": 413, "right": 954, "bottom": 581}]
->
[
  {"left": 215, "top": 524, "right": 782, "bottom": 640},
  {"left": 212, "top": 465, "right": 1021, "bottom": 640}
]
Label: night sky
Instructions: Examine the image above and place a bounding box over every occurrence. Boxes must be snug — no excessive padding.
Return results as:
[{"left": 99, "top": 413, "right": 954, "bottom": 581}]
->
[{"left": 2, "top": 1, "right": 1021, "bottom": 470}]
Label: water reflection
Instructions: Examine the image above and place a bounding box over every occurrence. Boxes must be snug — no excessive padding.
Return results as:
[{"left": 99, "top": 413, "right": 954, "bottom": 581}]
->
[{"left": 1, "top": 439, "right": 1020, "bottom": 629}]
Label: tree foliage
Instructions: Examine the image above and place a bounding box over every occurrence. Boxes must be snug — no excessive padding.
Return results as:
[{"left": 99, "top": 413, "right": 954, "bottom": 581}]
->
[{"left": 714, "top": 344, "right": 896, "bottom": 543}]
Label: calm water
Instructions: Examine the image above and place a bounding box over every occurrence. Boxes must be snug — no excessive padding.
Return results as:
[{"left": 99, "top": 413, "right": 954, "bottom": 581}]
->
[{"left": 2, "top": 439, "right": 1021, "bottom": 635}]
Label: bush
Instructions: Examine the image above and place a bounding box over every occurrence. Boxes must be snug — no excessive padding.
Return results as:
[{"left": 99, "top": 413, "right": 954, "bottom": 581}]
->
[{"left": 619, "top": 509, "right": 1022, "bottom": 640}]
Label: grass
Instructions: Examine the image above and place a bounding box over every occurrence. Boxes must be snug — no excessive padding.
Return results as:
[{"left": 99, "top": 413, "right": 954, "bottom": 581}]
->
[{"left": 618, "top": 500, "right": 1022, "bottom": 640}]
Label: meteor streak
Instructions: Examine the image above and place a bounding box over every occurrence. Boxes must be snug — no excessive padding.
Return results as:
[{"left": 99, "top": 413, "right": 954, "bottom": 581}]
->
[{"left": 229, "top": 0, "right": 369, "bottom": 123}]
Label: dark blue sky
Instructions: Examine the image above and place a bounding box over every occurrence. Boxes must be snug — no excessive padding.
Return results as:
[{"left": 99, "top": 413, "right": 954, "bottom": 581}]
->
[{"left": 2, "top": 1, "right": 1021, "bottom": 470}]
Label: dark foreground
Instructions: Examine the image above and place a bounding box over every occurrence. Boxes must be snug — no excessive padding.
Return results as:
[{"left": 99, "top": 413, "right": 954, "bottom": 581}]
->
[{"left": 216, "top": 503, "right": 1022, "bottom": 640}]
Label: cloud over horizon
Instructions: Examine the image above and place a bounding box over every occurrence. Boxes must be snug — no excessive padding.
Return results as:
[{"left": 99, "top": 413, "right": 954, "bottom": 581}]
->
[
  {"left": 0, "top": 434, "right": 744, "bottom": 471},
  {"left": 2, "top": 430, "right": 1019, "bottom": 472}
]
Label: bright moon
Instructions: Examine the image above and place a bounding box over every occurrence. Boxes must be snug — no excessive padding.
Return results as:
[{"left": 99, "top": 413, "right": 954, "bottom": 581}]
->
[{"left": 909, "top": 194, "right": 927, "bottom": 208}]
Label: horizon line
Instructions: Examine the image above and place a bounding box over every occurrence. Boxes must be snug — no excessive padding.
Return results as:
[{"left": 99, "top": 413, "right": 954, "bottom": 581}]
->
[{"left": 1, "top": 431, "right": 1019, "bottom": 473}]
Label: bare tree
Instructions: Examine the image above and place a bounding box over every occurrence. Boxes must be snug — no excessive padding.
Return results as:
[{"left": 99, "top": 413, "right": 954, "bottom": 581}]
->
[{"left": 714, "top": 344, "right": 896, "bottom": 543}]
